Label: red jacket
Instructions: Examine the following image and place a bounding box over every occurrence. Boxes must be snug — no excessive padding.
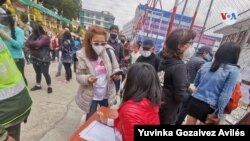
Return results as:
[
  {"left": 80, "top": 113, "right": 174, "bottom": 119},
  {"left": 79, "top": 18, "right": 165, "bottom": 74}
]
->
[{"left": 114, "top": 98, "right": 160, "bottom": 141}]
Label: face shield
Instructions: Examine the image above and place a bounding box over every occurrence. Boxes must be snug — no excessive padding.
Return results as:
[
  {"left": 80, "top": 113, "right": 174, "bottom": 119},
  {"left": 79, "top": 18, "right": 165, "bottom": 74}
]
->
[{"left": 0, "top": 8, "right": 9, "bottom": 26}]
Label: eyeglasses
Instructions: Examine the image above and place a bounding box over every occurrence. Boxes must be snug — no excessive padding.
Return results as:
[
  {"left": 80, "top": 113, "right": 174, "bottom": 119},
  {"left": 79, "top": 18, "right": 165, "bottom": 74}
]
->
[
  {"left": 185, "top": 41, "right": 194, "bottom": 46},
  {"left": 92, "top": 42, "right": 107, "bottom": 46}
]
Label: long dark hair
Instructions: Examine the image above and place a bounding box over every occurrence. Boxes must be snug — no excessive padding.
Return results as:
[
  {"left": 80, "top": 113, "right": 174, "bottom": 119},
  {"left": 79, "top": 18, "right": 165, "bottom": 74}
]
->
[
  {"left": 164, "top": 29, "right": 196, "bottom": 59},
  {"left": 62, "top": 30, "right": 74, "bottom": 47},
  {"left": 210, "top": 42, "right": 241, "bottom": 72},
  {"left": 122, "top": 63, "right": 162, "bottom": 106},
  {"left": 29, "top": 21, "right": 46, "bottom": 39},
  {"left": 4, "top": 9, "right": 16, "bottom": 40}
]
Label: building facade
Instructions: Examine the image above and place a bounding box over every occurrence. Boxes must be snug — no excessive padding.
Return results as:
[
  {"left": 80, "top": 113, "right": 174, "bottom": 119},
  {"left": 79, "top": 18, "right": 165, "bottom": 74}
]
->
[
  {"left": 121, "top": 19, "right": 134, "bottom": 40},
  {"left": 122, "top": 4, "right": 222, "bottom": 52},
  {"left": 79, "top": 9, "right": 115, "bottom": 30}
]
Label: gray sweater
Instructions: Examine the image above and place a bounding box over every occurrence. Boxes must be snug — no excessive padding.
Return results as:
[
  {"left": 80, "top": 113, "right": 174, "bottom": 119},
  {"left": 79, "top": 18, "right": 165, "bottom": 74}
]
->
[{"left": 186, "top": 55, "right": 206, "bottom": 83}]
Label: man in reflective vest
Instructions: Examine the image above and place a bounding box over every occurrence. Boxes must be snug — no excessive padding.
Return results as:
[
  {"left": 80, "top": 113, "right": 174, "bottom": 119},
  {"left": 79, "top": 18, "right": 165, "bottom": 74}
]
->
[{"left": 0, "top": 35, "right": 32, "bottom": 140}]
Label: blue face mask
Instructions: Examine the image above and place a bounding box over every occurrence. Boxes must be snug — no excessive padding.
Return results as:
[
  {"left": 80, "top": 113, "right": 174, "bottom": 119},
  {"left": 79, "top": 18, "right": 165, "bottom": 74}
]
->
[{"left": 203, "top": 54, "right": 213, "bottom": 62}]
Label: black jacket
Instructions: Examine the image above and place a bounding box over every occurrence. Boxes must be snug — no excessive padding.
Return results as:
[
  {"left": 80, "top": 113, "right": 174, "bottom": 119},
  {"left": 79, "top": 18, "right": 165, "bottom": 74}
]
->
[
  {"left": 136, "top": 53, "right": 161, "bottom": 71},
  {"left": 108, "top": 40, "right": 124, "bottom": 64},
  {"left": 159, "top": 57, "right": 189, "bottom": 124}
]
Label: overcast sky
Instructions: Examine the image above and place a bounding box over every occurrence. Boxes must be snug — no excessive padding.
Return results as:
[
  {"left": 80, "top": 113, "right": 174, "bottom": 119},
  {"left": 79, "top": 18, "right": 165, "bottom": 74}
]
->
[{"left": 82, "top": 0, "right": 250, "bottom": 33}]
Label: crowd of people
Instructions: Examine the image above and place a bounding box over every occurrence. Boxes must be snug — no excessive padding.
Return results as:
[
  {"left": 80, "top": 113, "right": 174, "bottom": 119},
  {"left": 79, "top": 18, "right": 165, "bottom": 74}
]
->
[{"left": 0, "top": 1, "right": 250, "bottom": 141}]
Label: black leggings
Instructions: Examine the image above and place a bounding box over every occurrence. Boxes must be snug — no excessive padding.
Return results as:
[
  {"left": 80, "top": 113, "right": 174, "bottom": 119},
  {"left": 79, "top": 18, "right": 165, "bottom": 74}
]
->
[
  {"left": 63, "top": 63, "right": 72, "bottom": 81},
  {"left": 32, "top": 62, "right": 51, "bottom": 85}
]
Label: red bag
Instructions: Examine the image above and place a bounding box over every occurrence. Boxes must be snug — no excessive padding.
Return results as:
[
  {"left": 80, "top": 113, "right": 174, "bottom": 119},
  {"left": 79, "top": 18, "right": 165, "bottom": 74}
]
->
[{"left": 224, "top": 83, "right": 242, "bottom": 114}]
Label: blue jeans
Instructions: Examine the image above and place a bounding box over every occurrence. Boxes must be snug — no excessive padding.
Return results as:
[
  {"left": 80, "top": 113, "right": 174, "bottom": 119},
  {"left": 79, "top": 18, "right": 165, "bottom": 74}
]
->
[{"left": 86, "top": 99, "right": 108, "bottom": 120}]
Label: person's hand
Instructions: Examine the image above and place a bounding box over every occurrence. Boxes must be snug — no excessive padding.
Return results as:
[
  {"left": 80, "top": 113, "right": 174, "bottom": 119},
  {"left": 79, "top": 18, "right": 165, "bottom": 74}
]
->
[
  {"left": 112, "top": 75, "right": 120, "bottom": 81},
  {"left": 189, "top": 84, "right": 196, "bottom": 93},
  {"left": 97, "top": 110, "right": 118, "bottom": 124},
  {"left": 88, "top": 75, "right": 97, "bottom": 84},
  {"left": 7, "top": 136, "right": 15, "bottom": 141},
  {"left": 97, "top": 111, "right": 108, "bottom": 124},
  {"left": 109, "top": 109, "right": 119, "bottom": 119}
]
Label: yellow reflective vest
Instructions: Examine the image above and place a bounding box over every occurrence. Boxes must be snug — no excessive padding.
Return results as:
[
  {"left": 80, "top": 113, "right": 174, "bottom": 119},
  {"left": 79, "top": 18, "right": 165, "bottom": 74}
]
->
[{"left": 0, "top": 37, "right": 32, "bottom": 128}]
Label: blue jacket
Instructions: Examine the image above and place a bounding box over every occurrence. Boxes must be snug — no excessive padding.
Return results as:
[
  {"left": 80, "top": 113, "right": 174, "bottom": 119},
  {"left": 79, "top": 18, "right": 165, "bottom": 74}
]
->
[
  {"left": 0, "top": 25, "right": 24, "bottom": 59},
  {"left": 192, "top": 62, "right": 240, "bottom": 118}
]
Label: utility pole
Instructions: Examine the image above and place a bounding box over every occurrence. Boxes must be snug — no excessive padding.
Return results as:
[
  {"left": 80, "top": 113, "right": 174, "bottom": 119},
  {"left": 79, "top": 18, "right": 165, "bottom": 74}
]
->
[
  {"left": 196, "top": 0, "right": 214, "bottom": 49},
  {"left": 166, "top": 0, "right": 179, "bottom": 37},
  {"left": 190, "top": 0, "right": 201, "bottom": 30}
]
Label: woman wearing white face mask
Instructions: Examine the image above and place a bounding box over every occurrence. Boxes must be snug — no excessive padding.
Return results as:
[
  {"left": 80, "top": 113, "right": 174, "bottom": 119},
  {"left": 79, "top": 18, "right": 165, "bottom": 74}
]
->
[
  {"left": 75, "top": 25, "right": 120, "bottom": 120},
  {"left": 136, "top": 40, "right": 161, "bottom": 71},
  {"left": 183, "top": 46, "right": 195, "bottom": 64},
  {"left": 159, "top": 29, "right": 196, "bottom": 125}
]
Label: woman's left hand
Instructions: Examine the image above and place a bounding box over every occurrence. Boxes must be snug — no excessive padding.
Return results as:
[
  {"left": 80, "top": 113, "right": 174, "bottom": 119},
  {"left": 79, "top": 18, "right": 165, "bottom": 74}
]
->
[{"left": 112, "top": 75, "right": 120, "bottom": 81}]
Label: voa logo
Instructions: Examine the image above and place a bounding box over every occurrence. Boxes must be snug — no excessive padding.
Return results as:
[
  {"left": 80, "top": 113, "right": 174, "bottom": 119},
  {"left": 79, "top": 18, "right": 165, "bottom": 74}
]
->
[{"left": 220, "top": 8, "right": 238, "bottom": 25}]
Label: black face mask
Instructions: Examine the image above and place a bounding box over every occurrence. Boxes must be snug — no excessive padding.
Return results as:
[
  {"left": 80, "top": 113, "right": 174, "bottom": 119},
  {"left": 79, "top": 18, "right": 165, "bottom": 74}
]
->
[{"left": 110, "top": 33, "right": 117, "bottom": 40}]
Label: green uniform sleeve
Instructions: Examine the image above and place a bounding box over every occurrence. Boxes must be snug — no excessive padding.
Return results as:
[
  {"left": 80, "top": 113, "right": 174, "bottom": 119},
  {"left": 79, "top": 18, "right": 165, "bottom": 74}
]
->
[{"left": 0, "top": 125, "right": 8, "bottom": 141}]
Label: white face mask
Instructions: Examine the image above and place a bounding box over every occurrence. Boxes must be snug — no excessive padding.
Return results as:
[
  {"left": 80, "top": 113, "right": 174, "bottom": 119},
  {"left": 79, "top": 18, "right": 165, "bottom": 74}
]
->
[
  {"left": 141, "top": 50, "right": 151, "bottom": 57},
  {"left": 92, "top": 45, "right": 105, "bottom": 55},
  {"left": 183, "top": 47, "right": 195, "bottom": 62}
]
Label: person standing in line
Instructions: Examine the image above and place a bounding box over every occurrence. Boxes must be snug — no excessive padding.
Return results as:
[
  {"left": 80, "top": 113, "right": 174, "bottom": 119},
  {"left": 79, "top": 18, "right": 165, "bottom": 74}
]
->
[
  {"left": 25, "top": 22, "right": 52, "bottom": 93},
  {"left": 73, "top": 37, "right": 81, "bottom": 73},
  {"left": 50, "top": 34, "right": 59, "bottom": 62},
  {"left": 98, "top": 63, "right": 162, "bottom": 141},
  {"left": 107, "top": 25, "right": 124, "bottom": 94},
  {"left": 61, "top": 31, "right": 73, "bottom": 82},
  {"left": 186, "top": 42, "right": 241, "bottom": 125},
  {"left": 75, "top": 25, "right": 120, "bottom": 120},
  {"left": 175, "top": 46, "right": 213, "bottom": 125},
  {"left": 56, "top": 30, "right": 68, "bottom": 77},
  {"left": 136, "top": 39, "right": 161, "bottom": 71},
  {"left": 0, "top": 8, "right": 27, "bottom": 85},
  {"left": 130, "top": 40, "right": 141, "bottom": 65},
  {"left": 23, "top": 22, "right": 32, "bottom": 65},
  {"left": 159, "top": 29, "right": 196, "bottom": 125}
]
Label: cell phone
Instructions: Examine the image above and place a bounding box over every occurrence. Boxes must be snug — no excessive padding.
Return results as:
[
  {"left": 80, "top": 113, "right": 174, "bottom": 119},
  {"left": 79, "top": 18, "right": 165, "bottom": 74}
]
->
[{"left": 110, "top": 70, "right": 123, "bottom": 77}]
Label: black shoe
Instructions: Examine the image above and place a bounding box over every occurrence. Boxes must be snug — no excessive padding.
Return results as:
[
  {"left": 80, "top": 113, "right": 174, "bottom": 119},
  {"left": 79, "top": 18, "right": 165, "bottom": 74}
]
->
[
  {"left": 30, "top": 85, "right": 42, "bottom": 91},
  {"left": 47, "top": 87, "right": 53, "bottom": 94}
]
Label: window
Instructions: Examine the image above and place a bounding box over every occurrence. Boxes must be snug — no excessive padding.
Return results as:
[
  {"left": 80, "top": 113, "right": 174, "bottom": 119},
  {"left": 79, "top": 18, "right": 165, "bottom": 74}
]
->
[
  {"left": 96, "top": 21, "right": 101, "bottom": 25},
  {"left": 85, "top": 18, "right": 93, "bottom": 24},
  {"left": 85, "top": 13, "right": 94, "bottom": 17},
  {"left": 104, "top": 23, "right": 111, "bottom": 29},
  {"left": 96, "top": 15, "right": 101, "bottom": 19},
  {"left": 104, "top": 17, "right": 110, "bottom": 22},
  {"left": 85, "top": 13, "right": 90, "bottom": 17}
]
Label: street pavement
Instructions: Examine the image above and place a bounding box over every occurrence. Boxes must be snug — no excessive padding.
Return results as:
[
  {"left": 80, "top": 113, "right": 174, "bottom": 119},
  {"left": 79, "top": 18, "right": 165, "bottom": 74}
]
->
[{"left": 21, "top": 61, "right": 83, "bottom": 141}]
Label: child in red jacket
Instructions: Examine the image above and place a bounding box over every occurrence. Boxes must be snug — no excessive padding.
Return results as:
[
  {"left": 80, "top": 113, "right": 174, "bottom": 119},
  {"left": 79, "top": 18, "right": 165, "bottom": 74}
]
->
[{"left": 98, "top": 63, "right": 162, "bottom": 141}]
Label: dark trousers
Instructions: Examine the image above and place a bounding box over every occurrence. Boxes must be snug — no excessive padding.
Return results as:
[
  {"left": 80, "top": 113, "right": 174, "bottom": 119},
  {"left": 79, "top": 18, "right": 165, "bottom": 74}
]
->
[
  {"left": 63, "top": 63, "right": 72, "bottom": 81},
  {"left": 15, "top": 58, "right": 28, "bottom": 85},
  {"left": 50, "top": 49, "right": 56, "bottom": 61},
  {"left": 32, "top": 62, "right": 51, "bottom": 85},
  {"left": 86, "top": 99, "right": 108, "bottom": 120},
  {"left": 23, "top": 51, "right": 30, "bottom": 64},
  {"left": 6, "top": 123, "right": 21, "bottom": 141}
]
